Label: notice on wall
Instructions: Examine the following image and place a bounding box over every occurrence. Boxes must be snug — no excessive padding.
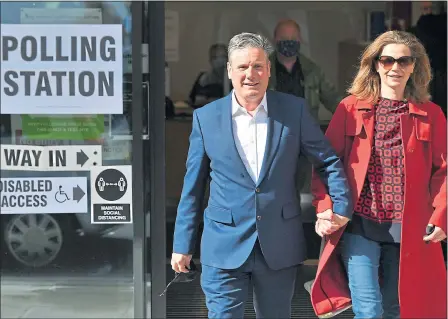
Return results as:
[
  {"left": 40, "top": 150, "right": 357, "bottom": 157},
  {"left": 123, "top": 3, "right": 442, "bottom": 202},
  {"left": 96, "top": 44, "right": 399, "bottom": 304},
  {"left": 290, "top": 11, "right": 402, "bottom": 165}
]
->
[
  {"left": 0, "top": 24, "right": 123, "bottom": 115},
  {"left": 123, "top": 43, "right": 149, "bottom": 74},
  {"left": 1, "top": 144, "right": 102, "bottom": 171},
  {"left": 20, "top": 115, "right": 104, "bottom": 140},
  {"left": 0, "top": 177, "right": 88, "bottom": 214},
  {"left": 108, "top": 81, "right": 149, "bottom": 137},
  {"left": 102, "top": 140, "right": 131, "bottom": 161},
  {"left": 20, "top": 8, "right": 103, "bottom": 25},
  {"left": 91, "top": 165, "right": 132, "bottom": 224}
]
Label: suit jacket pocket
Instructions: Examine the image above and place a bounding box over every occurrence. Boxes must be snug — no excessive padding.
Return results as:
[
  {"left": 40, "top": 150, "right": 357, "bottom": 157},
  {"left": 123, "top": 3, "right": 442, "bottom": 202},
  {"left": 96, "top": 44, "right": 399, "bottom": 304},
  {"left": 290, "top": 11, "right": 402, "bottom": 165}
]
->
[
  {"left": 282, "top": 202, "right": 301, "bottom": 219},
  {"left": 205, "top": 204, "right": 233, "bottom": 224}
]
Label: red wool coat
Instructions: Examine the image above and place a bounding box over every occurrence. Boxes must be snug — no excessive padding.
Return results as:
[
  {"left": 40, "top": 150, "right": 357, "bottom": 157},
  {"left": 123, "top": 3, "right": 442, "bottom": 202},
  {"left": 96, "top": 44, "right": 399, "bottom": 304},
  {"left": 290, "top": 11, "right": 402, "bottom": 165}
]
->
[{"left": 310, "top": 95, "right": 447, "bottom": 318}]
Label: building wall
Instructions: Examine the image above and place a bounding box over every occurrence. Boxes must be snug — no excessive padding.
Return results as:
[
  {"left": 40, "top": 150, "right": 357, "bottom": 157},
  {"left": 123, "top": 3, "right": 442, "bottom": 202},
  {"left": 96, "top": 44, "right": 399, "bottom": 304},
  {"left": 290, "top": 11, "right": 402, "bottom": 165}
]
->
[{"left": 165, "top": 1, "right": 388, "bottom": 119}]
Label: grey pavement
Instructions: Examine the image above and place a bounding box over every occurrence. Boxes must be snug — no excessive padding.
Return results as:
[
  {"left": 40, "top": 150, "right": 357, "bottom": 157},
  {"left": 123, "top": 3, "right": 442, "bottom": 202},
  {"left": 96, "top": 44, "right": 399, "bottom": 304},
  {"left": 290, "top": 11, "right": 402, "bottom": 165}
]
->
[{"left": 0, "top": 275, "right": 148, "bottom": 318}]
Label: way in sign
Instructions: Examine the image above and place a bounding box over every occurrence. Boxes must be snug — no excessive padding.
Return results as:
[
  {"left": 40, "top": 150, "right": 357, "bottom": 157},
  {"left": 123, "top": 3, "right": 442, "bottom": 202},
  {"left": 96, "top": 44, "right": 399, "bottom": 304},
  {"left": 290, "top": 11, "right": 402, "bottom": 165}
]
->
[{"left": 0, "top": 144, "right": 102, "bottom": 171}]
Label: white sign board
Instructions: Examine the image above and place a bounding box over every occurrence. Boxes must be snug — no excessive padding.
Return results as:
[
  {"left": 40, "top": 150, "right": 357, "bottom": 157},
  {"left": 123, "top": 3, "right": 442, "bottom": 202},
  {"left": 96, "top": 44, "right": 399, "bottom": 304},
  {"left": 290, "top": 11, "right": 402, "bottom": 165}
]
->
[
  {"left": 0, "top": 177, "right": 88, "bottom": 214},
  {"left": 0, "top": 24, "right": 123, "bottom": 115},
  {"left": 1, "top": 145, "right": 102, "bottom": 171},
  {"left": 90, "top": 165, "right": 132, "bottom": 224}
]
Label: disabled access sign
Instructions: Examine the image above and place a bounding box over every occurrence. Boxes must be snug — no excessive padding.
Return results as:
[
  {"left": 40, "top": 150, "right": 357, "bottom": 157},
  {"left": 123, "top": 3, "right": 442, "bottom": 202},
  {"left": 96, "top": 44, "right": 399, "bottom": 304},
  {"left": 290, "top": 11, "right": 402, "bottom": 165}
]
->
[{"left": 0, "top": 176, "right": 87, "bottom": 214}]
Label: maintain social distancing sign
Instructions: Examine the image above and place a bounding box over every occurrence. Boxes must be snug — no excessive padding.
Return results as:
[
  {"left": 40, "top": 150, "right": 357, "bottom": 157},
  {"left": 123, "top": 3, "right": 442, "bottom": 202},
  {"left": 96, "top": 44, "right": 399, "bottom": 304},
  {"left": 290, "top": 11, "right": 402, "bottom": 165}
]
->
[{"left": 0, "top": 24, "right": 123, "bottom": 115}]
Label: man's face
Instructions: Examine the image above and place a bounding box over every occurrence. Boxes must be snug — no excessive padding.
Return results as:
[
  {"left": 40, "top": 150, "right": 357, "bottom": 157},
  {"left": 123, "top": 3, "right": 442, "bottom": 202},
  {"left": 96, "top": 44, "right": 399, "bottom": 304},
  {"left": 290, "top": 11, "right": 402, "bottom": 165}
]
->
[
  {"left": 227, "top": 47, "right": 270, "bottom": 102},
  {"left": 275, "top": 23, "right": 301, "bottom": 43},
  {"left": 275, "top": 23, "right": 301, "bottom": 58}
]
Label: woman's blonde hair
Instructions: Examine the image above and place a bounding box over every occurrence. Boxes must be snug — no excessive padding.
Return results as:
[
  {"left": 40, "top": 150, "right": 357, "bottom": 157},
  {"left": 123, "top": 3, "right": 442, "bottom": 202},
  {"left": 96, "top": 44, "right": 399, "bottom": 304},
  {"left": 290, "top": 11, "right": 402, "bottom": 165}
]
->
[{"left": 348, "top": 31, "right": 432, "bottom": 103}]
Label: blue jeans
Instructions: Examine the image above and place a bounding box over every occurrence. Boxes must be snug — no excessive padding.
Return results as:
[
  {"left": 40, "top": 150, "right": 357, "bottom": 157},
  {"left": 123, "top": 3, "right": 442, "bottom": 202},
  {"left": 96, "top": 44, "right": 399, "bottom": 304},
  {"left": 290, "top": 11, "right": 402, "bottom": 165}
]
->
[{"left": 341, "top": 233, "right": 400, "bottom": 319}]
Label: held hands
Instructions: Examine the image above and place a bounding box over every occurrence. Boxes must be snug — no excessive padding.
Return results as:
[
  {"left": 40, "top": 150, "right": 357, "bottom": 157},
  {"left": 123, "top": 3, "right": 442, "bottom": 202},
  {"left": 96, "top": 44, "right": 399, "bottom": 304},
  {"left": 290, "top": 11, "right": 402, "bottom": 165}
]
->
[
  {"left": 315, "top": 209, "right": 350, "bottom": 237},
  {"left": 423, "top": 224, "right": 447, "bottom": 243},
  {"left": 171, "top": 252, "right": 193, "bottom": 273}
]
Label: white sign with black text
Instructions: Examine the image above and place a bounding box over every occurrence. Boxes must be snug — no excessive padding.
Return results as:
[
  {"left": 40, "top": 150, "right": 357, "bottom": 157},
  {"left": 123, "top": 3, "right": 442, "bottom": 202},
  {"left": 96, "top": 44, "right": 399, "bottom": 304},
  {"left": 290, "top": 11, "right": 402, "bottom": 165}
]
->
[
  {"left": 1, "top": 144, "right": 102, "bottom": 171},
  {"left": 90, "top": 165, "right": 132, "bottom": 224},
  {"left": 0, "top": 177, "right": 88, "bottom": 214},
  {"left": 0, "top": 24, "right": 123, "bottom": 115}
]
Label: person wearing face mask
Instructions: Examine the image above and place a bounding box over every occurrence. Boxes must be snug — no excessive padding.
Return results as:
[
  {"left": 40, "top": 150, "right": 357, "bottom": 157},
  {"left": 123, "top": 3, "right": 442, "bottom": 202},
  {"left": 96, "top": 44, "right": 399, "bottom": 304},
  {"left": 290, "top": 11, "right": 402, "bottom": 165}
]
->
[
  {"left": 189, "top": 43, "right": 233, "bottom": 109},
  {"left": 269, "top": 19, "right": 340, "bottom": 121},
  {"left": 269, "top": 19, "right": 342, "bottom": 195},
  {"left": 310, "top": 31, "right": 447, "bottom": 319}
]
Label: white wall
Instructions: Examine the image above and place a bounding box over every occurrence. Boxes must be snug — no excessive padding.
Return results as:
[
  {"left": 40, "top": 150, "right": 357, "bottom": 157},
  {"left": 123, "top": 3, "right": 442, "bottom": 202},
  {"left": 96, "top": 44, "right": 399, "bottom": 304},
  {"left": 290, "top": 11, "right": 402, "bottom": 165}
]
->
[{"left": 165, "top": 1, "right": 387, "bottom": 115}]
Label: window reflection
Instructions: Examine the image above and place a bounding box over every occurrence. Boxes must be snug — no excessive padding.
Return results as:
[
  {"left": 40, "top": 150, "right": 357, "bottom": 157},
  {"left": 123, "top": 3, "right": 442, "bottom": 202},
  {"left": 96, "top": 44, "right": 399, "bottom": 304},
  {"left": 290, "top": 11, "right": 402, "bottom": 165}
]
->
[{"left": 0, "top": 2, "right": 137, "bottom": 319}]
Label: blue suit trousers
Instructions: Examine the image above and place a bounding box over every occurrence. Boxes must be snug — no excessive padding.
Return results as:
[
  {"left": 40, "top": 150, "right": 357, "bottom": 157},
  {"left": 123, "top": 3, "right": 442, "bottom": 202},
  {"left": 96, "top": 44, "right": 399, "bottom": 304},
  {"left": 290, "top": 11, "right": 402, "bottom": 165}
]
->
[{"left": 201, "top": 240, "right": 298, "bottom": 318}]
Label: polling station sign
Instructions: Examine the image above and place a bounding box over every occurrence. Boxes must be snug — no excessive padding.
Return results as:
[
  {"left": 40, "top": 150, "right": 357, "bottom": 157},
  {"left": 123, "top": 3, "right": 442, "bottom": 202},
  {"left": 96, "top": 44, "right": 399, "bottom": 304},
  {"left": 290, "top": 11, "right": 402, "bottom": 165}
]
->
[
  {"left": 0, "top": 177, "right": 88, "bottom": 214},
  {"left": 0, "top": 24, "right": 123, "bottom": 115}
]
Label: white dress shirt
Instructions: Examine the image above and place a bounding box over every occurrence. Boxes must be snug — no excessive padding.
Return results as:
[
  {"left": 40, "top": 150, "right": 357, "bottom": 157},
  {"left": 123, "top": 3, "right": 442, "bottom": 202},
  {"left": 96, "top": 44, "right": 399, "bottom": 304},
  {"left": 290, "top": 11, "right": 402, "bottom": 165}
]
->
[{"left": 231, "top": 92, "right": 268, "bottom": 183}]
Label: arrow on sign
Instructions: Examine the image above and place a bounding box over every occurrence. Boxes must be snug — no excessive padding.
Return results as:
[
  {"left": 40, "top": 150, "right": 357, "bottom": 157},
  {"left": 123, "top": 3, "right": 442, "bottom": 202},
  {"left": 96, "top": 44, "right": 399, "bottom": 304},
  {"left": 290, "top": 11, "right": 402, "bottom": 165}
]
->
[
  {"left": 76, "top": 150, "right": 89, "bottom": 167},
  {"left": 72, "top": 185, "right": 85, "bottom": 203}
]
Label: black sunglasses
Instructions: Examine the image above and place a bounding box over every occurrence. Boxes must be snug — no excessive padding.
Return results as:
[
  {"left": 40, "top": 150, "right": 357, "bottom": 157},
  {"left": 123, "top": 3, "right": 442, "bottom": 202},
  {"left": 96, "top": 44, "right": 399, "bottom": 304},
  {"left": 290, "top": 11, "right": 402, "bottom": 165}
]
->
[
  {"left": 159, "top": 260, "right": 199, "bottom": 296},
  {"left": 377, "top": 55, "right": 415, "bottom": 69}
]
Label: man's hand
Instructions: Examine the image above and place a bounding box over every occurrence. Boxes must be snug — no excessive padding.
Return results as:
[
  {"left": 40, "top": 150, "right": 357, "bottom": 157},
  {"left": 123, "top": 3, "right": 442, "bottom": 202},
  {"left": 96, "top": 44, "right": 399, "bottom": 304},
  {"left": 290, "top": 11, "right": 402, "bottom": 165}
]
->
[
  {"left": 171, "top": 253, "right": 193, "bottom": 273},
  {"left": 315, "top": 209, "right": 350, "bottom": 237},
  {"left": 315, "top": 217, "right": 334, "bottom": 237},
  {"left": 423, "top": 225, "right": 447, "bottom": 243}
]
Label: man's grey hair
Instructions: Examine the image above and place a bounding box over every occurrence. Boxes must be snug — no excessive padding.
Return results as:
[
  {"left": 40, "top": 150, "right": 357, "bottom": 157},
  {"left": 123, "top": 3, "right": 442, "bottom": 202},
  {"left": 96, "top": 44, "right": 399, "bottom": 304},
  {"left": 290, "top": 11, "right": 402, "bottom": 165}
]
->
[{"left": 227, "top": 32, "right": 274, "bottom": 63}]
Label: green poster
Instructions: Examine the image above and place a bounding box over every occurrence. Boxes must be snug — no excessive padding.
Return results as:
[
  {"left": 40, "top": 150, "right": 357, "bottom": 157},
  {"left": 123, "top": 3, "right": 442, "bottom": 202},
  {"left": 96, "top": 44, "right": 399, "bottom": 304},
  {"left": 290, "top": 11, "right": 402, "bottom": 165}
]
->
[{"left": 21, "top": 115, "right": 105, "bottom": 140}]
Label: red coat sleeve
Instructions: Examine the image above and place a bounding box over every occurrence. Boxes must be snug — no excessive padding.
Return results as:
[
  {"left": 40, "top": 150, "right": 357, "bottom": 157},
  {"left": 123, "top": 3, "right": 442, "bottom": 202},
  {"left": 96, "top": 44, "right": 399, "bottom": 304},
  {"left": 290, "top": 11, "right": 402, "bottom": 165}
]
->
[
  {"left": 428, "top": 107, "right": 447, "bottom": 234},
  {"left": 311, "top": 100, "right": 349, "bottom": 214}
]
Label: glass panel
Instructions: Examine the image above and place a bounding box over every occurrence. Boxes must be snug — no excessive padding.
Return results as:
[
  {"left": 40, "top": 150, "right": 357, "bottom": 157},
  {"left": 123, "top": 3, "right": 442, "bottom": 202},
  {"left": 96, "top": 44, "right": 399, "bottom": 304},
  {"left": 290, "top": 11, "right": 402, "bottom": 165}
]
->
[{"left": 0, "top": 2, "right": 141, "bottom": 318}]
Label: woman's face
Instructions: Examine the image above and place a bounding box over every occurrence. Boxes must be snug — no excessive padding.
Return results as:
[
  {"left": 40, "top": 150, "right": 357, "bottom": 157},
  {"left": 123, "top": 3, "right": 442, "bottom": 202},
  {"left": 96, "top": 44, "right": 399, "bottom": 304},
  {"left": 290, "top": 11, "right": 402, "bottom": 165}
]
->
[{"left": 375, "top": 43, "right": 416, "bottom": 92}]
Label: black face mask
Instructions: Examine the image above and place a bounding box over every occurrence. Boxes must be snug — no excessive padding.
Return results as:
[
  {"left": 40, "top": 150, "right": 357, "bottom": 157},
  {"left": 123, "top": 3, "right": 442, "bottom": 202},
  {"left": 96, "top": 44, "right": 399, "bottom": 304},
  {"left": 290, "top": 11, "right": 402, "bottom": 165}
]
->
[{"left": 276, "top": 40, "right": 300, "bottom": 58}]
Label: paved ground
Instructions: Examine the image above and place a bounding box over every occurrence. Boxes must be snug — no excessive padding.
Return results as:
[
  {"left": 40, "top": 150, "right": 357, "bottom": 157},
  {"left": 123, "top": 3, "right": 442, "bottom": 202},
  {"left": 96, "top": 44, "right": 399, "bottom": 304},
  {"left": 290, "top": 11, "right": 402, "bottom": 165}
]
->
[
  {"left": 1, "top": 265, "right": 353, "bottom": 319},
  {"left": 1, "top": 275, "right": 140, "bottom": 318}
]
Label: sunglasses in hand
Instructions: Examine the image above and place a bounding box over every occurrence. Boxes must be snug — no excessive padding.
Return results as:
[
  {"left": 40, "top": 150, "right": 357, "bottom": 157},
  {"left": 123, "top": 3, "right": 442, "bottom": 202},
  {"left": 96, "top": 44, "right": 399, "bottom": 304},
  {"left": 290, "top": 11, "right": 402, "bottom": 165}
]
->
[{"left": 159, "top": 260, "right": 199, "bottom": 296}]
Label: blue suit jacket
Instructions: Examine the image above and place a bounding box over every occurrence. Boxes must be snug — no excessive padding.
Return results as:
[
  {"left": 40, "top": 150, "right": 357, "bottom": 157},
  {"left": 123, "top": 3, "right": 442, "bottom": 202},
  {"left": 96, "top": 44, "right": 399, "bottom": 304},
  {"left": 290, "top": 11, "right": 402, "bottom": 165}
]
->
[{"left": 173, "top": 90, "right": 352, "bottom": 270}]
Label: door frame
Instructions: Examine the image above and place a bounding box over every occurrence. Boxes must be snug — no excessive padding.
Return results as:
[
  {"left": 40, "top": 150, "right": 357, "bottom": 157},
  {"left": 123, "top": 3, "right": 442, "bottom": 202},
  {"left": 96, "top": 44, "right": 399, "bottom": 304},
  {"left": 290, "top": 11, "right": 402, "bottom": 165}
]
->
[
  {"left": 147, "top": 1, "right": 167, "bottom": 318},
  {"left": 131, "top": 2, "right": 166, "bottom": 318}
]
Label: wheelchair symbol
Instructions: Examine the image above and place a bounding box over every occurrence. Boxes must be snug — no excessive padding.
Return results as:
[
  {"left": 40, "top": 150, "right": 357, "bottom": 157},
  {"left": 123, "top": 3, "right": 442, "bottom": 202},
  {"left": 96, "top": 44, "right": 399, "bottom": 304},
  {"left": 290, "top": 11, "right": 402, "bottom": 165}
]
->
[{"left": 55, "top": 185, "right": 70, "bottom": 203}]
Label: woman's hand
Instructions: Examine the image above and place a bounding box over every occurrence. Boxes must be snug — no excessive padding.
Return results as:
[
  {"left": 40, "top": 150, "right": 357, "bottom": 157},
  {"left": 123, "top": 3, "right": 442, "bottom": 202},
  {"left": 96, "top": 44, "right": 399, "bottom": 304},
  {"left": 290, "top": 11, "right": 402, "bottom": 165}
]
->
[{"left": 423, "top": 225, "right": 447, "bottom": 243}]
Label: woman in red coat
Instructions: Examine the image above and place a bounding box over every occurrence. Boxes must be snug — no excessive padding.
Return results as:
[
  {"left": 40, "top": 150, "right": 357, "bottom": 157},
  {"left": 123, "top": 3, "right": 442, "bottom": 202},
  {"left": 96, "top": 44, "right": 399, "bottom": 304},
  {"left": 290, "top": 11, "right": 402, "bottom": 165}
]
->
[{"left": 310, "top": 30, "right": 447, "bottom": 319}]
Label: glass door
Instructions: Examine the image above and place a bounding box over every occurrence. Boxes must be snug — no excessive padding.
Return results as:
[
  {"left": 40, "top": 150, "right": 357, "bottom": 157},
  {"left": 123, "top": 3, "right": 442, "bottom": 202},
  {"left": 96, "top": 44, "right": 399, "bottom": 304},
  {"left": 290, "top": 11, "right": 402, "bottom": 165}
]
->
[{"left": 0, "top": 1, "right": 150, "bottom": 318}]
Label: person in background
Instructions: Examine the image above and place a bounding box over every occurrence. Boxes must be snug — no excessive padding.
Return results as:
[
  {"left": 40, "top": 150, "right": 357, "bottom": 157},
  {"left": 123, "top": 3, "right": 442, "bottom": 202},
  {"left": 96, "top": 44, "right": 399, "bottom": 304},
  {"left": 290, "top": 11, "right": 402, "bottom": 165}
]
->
[
  {"left": 408, "top": 6, "right": 447, "bottom": 115},
  {"left": 310, "top": 31, "right": 447, "bottom": 319},
  {"left": 269, "top": 19, "right": 340, "bottom": 120},
  {"left": 189, "top": 43, "right": 233, "bottom": 109},
  {"left": 269, "top": 19, "right": 342, "bottom": 194}
]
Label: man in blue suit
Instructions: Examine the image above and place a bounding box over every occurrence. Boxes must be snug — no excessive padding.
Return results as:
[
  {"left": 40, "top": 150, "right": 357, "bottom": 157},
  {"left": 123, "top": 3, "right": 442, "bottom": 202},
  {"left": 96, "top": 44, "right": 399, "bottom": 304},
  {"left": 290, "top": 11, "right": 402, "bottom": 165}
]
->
[{"left": 171, "top": 32, "right": 353, "bottom": 318}]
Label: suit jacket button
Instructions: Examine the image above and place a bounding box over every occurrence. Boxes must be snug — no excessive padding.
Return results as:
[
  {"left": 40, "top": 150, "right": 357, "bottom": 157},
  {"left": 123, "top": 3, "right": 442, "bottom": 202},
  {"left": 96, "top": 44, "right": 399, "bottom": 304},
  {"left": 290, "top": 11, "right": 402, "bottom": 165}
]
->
[
  {"left": 257, "top": 216, "right": 262, "bottom": 220},
  {"left": 255, "top": 188, "right": 260, "bottom": 193}
]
